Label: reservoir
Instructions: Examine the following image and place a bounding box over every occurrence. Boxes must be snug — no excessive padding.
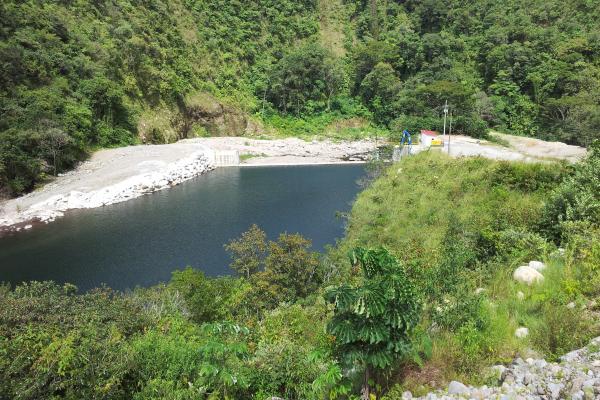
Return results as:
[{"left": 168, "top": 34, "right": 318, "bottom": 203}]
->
[{"left": 0, "top": 164, "right": 364, "bottom": 291}]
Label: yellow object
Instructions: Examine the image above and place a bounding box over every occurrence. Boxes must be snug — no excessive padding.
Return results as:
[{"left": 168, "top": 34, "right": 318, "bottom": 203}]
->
[{"left": 431, "top": 139, "right": 443, "bottom": 146}]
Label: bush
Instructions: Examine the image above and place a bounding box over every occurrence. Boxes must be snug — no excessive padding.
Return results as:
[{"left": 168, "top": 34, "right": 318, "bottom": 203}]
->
[
  {"left": 0, "top": 282, "right": 148, "bottom": 400},
  {"left": 540, "top": 142, "right": 600, "bottom": 241}
]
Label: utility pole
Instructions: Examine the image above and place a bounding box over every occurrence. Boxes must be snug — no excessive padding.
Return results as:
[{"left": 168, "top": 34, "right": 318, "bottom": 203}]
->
[
  {"left": 448, "top": 111, "right": 453, "bottom": 155},
  {"left": 442, "top": 100, "right": 448, "bottom": 139}
]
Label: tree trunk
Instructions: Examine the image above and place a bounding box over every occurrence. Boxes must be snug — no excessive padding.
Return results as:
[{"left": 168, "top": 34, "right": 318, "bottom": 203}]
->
[{"left": 361, "top": 365, "right": 371, "bottom": 400}]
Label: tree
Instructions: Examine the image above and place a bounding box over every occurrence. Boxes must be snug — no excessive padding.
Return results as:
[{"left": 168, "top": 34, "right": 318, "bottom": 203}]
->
[
  {"left": 359, "top": 62, "right": 402, "bottom": 124},
  {"left": 325, "top": 247, "right": 421, "bottom": 400},
  {"left": 224, "top": 224, "right": 267, "bottom": 279},
  {"left": 38, "top": 127, "right": 73, "bottom": 176},
  {"left": 170, "top": 268, "right": 236, "bottom": 323},
  {"left": 238, "top": 232, "right": 324, "bottom": 312},
  {"left": 541, "top": 141, "right": 600, "bottom": 240},
  {"left": 264, "top": 233, "right": 323, "bottom": 302},
  {"left": 267, "top": 43, "right": 344, "bottom": 115}
]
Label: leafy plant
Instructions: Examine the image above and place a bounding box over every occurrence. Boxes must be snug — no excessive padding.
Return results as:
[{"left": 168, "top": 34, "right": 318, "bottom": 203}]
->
[{"left": 325, "top": 247, "right": 421, "bottom": 399}]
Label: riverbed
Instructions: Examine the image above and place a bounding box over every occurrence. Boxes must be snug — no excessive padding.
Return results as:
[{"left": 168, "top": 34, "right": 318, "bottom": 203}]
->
[{"left": 0, "top": 164, "right": 364, "bottom": 291}]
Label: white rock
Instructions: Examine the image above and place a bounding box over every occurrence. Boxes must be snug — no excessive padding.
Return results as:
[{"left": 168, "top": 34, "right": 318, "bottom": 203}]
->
[
  {"left": 402, "top": 391, "right": 413, "bottom": 400},
  {"left": 517, "top": 291, "right": 525, "bottom": 300},
  {"left": 513, "top": 265, "right": 544, "bottom": 285},
  {"left": 567, "top": 302, "right": 576, "bottom": 309},
  {"left": 475, "top": 287, "right": 486, "bottom": 295},
  {"left": 24, "top": 224, "right": 32, "bottom": 230},
  {"left": 515, "top": 327, "right": 529, "bottom": 338},
  {"left": 528, "top": 260, "right": 546, "bottom": 271},
  {"left": 448, "top": 380, "right": 470, "bottom": 396}
]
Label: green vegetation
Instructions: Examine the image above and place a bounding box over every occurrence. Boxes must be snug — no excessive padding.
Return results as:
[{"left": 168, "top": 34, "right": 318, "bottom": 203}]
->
[
  {"left": 2, "top": 1, "right": 600, "bottom": 395},
  {"left": 2, "top": 0, "right": 600, "bottom": 195},
  {"left": 335, "top": 149, "right": 600, "bottom": 394},
  {"left": 326, "top": 247, "right": 421, "bottom": 398},
  {"left": 3, "top": 147, "right": 600, "bottom": 398}
]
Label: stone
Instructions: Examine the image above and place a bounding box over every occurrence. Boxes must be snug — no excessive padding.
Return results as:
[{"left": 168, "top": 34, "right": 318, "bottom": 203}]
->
[
  {"left": 448, "top": 380, "right": 470, "bottom": 396},
  {"left": 570, "top": 377, "right": 586, "bottom": 394},
  {"left": 517, "top": 291, "right": 525, "bottom": 300},
  {"left": 515, "top": 327, "right": 529, "bottom": 338},
  {"left": 548, "top": 382, "right": 564, "bottom": 399},
  {"left": 513, "top": 265, "right": 544, "bottom": 285},
  {"left": 402, "top": 391, "right": 413, "bottom": 400},
  {"left": 475, "top": 287, "right": 486, "bottom": 295},
  {"left": 523, "top": 372, "right": 535, "bottom": 385},
  {"left": 528, "top": 260, "right": 546, "bottom": 271},
  {"left": 567, "top": 302, "right": 576, "bottom": 309},
  {"left": 573, "top": 391, "right": 585, "bottom": 400},
  {"left": 491, "top": 365, "right": 507, "bottom": 381},
  {"left": 583, "top": 385, "right": 595, "bottom": 400}
]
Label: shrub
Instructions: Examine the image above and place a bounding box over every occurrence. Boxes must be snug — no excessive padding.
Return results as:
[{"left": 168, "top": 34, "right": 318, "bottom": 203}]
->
[{"left": 325, "top": 247, "right": 421, "bottom": 399}]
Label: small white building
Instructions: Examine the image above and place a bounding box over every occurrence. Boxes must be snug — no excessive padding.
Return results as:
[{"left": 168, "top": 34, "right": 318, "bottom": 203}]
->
[{"left": 420, "top": 130, "right": 440, "bottom": 147}]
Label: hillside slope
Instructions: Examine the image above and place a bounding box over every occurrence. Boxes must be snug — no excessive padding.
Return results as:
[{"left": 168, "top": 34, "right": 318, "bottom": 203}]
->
[{"left": 2, "top": 0, "right": 599, "bottom": 197}]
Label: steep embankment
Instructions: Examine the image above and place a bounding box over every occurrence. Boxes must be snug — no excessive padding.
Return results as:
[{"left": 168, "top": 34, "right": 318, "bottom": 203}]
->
[{"left": 335, "top": 149, "right": 600, "bottom": 395}]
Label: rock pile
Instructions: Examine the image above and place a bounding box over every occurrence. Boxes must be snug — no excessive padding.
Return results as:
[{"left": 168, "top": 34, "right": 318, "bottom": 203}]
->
[
  {"left": 402, "top": 337, "right": 600, "bottom": 400},
  {"left": 0, "top": 151, "right": 213, "bottom": 229}
]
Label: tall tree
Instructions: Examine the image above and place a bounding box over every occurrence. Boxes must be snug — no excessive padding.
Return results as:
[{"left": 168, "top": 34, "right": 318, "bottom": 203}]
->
[
  {"left": 224, "top": 224, "right": 267, "bottom": 279},
  {"left": 325, "top": 247, "right": 421, "bottom": 399}
]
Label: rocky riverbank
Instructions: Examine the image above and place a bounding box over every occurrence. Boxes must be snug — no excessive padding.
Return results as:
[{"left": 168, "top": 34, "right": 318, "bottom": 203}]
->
[
  {"left": 402, "top": 336, "right": 600, "bottom": 399},
  {"left": 0, "top": 149, "right": 213, "bottom": 233},
  {"left": 0, "top": 138, "right": 377, "bottom": 233}
]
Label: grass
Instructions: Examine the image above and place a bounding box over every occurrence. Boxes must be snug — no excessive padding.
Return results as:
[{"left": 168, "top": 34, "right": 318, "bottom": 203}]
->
[
  {"left": 334, "top": 152, "right": 599, "bottom": 393},
  {"left": 240, "top": 153, "right": 267, "bottom": 162}
]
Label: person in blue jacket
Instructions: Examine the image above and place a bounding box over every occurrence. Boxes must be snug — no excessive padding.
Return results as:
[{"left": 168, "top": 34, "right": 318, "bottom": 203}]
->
[{"left": 400, "top": 129, "right": 412, "bottom": 154}]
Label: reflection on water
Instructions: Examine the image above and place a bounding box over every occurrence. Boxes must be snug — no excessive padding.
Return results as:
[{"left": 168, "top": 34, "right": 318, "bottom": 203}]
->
[{"left": 0, "top": 164, "right": 364, "bottom": 291}]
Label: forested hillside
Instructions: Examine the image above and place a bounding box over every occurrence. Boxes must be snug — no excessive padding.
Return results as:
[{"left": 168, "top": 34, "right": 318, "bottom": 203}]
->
[
  {"left": 348, "top": 0, "right": 600, "bottom": 143},
  {"left": 1, "top": 0, "right": 600, "bottom": 195}
]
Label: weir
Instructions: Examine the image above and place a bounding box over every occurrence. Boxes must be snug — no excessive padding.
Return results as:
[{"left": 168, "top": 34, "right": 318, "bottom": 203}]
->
[{"left": 210, "top": 150, "right": 240, "bottom": 166}]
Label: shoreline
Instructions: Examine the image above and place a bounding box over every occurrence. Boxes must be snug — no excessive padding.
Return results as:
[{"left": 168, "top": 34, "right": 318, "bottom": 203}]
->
[
  {"left": 0, "top": 133, "right": 586, "bottom": 235},
  {"left": 0, "top": 138, "right": 377, "bottom": 234}
]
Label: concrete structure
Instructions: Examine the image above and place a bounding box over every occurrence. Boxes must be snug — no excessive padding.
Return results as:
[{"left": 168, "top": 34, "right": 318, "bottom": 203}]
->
[{"left": 210, "top": 150, "right": 240, "bottom": 166}]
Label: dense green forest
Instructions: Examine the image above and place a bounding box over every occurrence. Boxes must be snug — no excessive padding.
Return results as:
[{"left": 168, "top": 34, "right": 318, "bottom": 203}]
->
[
  {"left": 2, "top": 0, "right": 600, "bottom": 195},
  {"left": 2, "top": 145, "right": 600, "bottom": 399}
]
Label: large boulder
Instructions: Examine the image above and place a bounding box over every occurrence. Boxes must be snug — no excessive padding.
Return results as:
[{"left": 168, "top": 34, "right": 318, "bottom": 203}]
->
[
  {"left": 448, "top": 381, "right": 470, "bottom": 396},
  {"left": 515, "top": 327, "right": 529, "bottom": 338},
  {"left": 513, "top": 265, "right": 544, "bottom": 285},
  {"left": 528, "top": 260, "right": 546, "bottom": 271}
]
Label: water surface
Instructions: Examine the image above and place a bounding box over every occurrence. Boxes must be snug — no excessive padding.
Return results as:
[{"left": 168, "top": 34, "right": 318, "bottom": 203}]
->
[{"left": 0, "top": 164, "right": 364, "bottom": 291}]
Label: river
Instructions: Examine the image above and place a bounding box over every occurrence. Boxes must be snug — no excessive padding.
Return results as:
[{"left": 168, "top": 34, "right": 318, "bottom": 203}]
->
[{"left": 0, "top": 164, "right": 364, "bottom": 291}]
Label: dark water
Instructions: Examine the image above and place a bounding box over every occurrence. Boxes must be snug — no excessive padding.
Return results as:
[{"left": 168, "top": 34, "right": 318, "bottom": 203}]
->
[{"left": 0, "top": 164, "right": 364, "bottom": 291}]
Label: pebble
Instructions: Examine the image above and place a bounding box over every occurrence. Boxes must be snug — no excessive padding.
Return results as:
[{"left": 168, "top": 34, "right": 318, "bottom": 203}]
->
[
  {"left": 447, "top": 381, "right": 469, "bottom": 396},
  {"left": 408, "top": 336, "right": 600, "bottom": 399},
  {"left": 515, "top": 327, "right": 529, "bottom": 338}
]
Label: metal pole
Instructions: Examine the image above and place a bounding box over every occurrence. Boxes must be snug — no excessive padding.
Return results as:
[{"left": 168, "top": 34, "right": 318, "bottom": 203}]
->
[
  {"left": 442, "top": 100, "right": 448, "bottom": 139},
  {"left": 448, "top": 111, "right": 453, "bottom": 155}
]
